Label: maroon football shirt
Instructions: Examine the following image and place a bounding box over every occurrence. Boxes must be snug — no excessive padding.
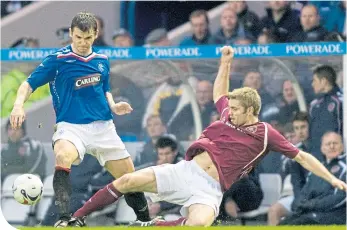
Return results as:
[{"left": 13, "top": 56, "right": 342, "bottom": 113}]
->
[{"left": 185, "top": 95, "right": 299, "bottom": 191}]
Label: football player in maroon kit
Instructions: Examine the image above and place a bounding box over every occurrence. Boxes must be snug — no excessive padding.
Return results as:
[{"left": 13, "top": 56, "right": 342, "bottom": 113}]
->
[{"left": 70, "top": 46, "right": 347, "bottom": 227}]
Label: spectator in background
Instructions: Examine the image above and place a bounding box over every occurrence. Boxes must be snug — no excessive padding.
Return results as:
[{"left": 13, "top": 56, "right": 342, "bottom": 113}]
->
[
  {"left": 134, "top": 115, "right": 167, "bottom": 168},
  {"left": 180, "top": 9, "right": 211, "bottom": 46},
  {"left": 94, "top": 16, "right": 109, "bottom": 47},
  {"left": 336, "top": 70, "right": 343, "bottom": 91},
  {"left": 227, "top": 0, "right": 262, "bottom": 39},
  {"left": 148, "top": 136, "right": 183, "bottom": 219},
  {"left": 209, "top": 110, "right": 220, "bottom": 124},
  {"left": 142, "top": 61, "right": 197, "bottom": 130},
  {"left": 228, "top": 38, "right": 259, "bottom": 90},
  {"left": 279, "top": 132, "right": 346, "bottom": 225},
  {"left": 257, "top": 29, "right": 280, "bottom": 44},
  {"left": 110, "top": 74, "right": 144, "bottom": 138},
  {"left": 210, "top": 7, "right": 254, "bottom": 45},
  {"left": 1, "top": 119, "right": 47, "bottom": 181},
  {"left": 1, "top": 1, "right": 32, "bottom": 17},
  {"left": 56, "top": 27, "right": 71, "bottom": 46},
  {"left": 291, "top": 4, "right": 328, "bottom": 42},
  {"left": 261, "top": 1, "right": 301, "bottom": 42},
  {"left": 144, "top": 28, "right": 171, "bottom": 47},
  {"left": 242, "top": 71, "right": 276, "bottom": 121},
  {"left": 277, "top": 80, "right": 300, "bottom": 125},
  {"left": 10, "top": 37, "right": 39, "bottom": 48},
  {"left": 216, "top": 168, "right": 263, "bottom": 222},
  {"left": 112, "top": 28, "right": 134, "bottom": 47},
  {"left": 309, "top": 65, "right": 343, "bottom": 159},
  {"left": 282, "top": 123, "right": 298, "bottom": 146},
  {"left": 324, "top": 1, "right": 346, "bottom": 36},
  {"left": 168, "top": 80, "right": 216, "bottom": 140},
  {"left": 268, "top": 112, "right": 311, "bottom": 226}
]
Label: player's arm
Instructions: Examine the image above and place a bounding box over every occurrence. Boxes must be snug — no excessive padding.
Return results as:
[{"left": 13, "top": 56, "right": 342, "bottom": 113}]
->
[
  {"left": 105, "top": 92, "right": 133, "bottom": 115},
  {"left": 293, "top": 151, "right": 347, "bottom": 191},
  {"left": 10, "top": 55, "right": 56, "bottom": 129},
  {"left": 13, "top": 82, "right": 33, "bottom": 108},
  {"left": 213, "top": 46, "right": 234, "bottom": 103},
  {"left": 267, "top": 124, "right": 347, "bottom": 191},
  {"left": 10, "top": 82, "right": 33, "bottom": 129},
  {"left": 102, "top": 60, "right": 132, "bottom": 116}
]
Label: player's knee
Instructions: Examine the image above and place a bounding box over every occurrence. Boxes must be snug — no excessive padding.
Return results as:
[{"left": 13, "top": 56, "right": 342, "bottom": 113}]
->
[
  {"left": 186, "top": 217, "right": 212, "bottom": 227},
  {"left": 54, "top": 148, "right": 75, "bottom": 167},
  {"left": 115, "top": 173, "right": 136, "bottom": 192}
]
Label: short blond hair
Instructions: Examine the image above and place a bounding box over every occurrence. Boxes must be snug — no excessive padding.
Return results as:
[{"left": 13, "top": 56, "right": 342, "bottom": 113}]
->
[{"left": 228, "top": 87, "right": 261, "bottom": 116}]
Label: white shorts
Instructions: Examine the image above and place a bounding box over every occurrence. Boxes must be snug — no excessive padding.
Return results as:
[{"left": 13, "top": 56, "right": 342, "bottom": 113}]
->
[
  {"left": 278, "top": 195, "right": 294, "bottom": 213},
  {"left": 148, "top": 160, "right": 223, "bottom": 218},
  {"left": 52, "top": 120, "right": 130, "bottom": 166}
]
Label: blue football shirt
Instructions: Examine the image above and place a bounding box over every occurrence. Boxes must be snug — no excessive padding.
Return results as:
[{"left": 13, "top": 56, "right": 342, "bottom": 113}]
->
[{"left": 27, "top": 45, "right": 113, "bottom": 124}]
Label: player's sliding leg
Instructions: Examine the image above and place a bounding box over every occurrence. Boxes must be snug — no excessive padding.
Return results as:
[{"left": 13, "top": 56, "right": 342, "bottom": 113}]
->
[
  {"left": 103, "top": 157, "right": 150, "bottom": 222},
  {"left": 52, "top": 140, "right": 80, "bottom": 228},
  {"left": 130, "top": 203, "right": 215, "bottom": 226},
  {"left": 72, "top": 167, "right": 157, "bottom": 220},
  {"left": 185, "top": 204, "right": 215, "bottom": 226}
]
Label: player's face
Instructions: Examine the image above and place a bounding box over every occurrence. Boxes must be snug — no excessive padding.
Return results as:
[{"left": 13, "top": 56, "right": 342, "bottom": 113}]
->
[
  {"left": 293, "top": 120, "right": 309, "bottom": 142},
  {"left": 228, "top": 99, "right": 250, "bottom": 126},
  {"left": 70, "top": 27, "right": 98, "bottom": 56},
  {"left": 321, "top": 133, "right": 344, "bottom": 160}
]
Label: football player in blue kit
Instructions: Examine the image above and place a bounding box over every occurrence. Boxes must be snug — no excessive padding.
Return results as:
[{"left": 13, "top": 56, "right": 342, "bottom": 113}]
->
[{"left": 10, "top": 12, "right": 150, "bottom": 227}]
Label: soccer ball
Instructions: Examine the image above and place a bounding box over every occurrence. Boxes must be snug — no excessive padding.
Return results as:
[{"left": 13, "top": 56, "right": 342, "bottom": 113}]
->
[{"left": 12, "top": 174, "right": 43, "bottom": 205}]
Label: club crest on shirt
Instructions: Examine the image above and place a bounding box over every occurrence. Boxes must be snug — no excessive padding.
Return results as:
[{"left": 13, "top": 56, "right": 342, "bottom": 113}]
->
[
  {"left": 75, "top": 74, "right": 101, "bottom": 89},
  {"left": 245, "top": 126, "right": 257, "bottom": 133},
  {"left": 328, "top": 102, "right": 335, "bottom": 112},
  {"left": 330, "top": 165, "right": 340, "bottom": 174},
  {"left": 98, "top": 63, "right": 105, "bottom": 73}
]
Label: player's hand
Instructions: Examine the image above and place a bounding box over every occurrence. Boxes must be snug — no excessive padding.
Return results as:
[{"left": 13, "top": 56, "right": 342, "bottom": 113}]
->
[
  {"left": 10, "top": 105, "right": 26, "bottom": 129},
  {"left": 220, "top": 46, "right": 234, "bottom": 64},
  {"left": 112, "top": 102, "right": 133, "bottom": 115},
  {"left": 330, "top": 177, "right": 347, "bottom": 191}
]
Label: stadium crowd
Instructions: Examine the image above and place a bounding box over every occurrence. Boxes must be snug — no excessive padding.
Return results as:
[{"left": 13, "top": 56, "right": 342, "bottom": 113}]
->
[{"left": 1, "top": 0, "right": 345, "bottom": 227}]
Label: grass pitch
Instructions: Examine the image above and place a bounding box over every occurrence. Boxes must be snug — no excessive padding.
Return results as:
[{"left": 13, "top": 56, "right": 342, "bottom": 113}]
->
[{"left": 18, "top": 226, "right": 347, "bottom": 230}]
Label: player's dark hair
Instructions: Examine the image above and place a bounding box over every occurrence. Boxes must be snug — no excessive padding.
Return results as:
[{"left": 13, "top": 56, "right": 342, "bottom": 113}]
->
[
  {"left": 71, "top": 12, "right": 98, "bottom": 33},
  {"left": 313, "top": 65, "right": 337, "bottom": 87},
  {"left": 292, "top": 111, "right": 309, "bottom": 123},
  {"left": 155, "top": 135, "right": 178, "bottom": 152}
]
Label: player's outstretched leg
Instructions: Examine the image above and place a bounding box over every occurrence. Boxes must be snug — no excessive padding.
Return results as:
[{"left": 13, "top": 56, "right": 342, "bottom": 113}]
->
[
  {"left": 71, "top": 167, "right": 157, "bottom": 226},
  {"left": 103, "top": 158, "right": 150, "bottom": 222},
  {"left": 124, "top": 192, "right": 151, "bottom": 221},
  {"left": 52, "top": 140, "right": 79, "bottom": 228},
  {"left": 129, "top": 203, "right": 215, "bottom": 227}
]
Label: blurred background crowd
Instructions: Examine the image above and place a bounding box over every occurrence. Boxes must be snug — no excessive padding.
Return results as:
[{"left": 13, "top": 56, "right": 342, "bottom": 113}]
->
[{"left": 0, "top": 0, "right": 345, "bottom": 227}]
